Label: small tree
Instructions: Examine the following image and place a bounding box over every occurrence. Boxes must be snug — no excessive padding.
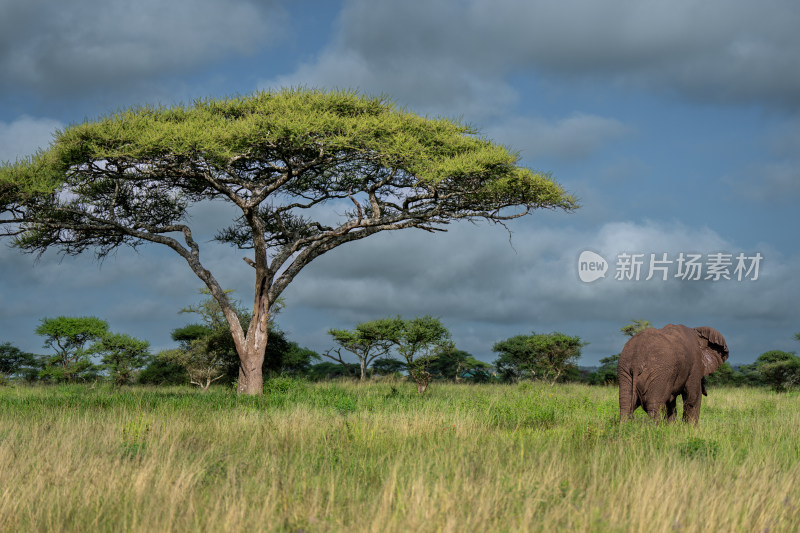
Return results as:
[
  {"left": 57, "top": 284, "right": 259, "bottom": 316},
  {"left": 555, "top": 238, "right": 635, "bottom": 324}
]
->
[
  {"left": 277, "top": 342, "right": 319, "bottom": 376},
  {"left": 492, "top": 335, "right": 539, "bottom": 383},
  {"left": 493, "top": 331, "right": 584, "bottom": 385},
  {"left": 95, "top": 333, "right": 152, "bottom": 387},
  {"left": 428, "top": 347, "right": 489, "bottom": 382},
  {"left": 307, "top": 362, "right": 362, "bottom": 381},
  {"left": 528, "top": 332, "right": 584, "bottom": 385},
  {"left": 36, "top": 316, "right": 108, "bottom": 382},
  {"left": 325, "top": 318, "right": 401, "bottom": 381},
  {"left": 705, "top": 361, "right": 736, "bottom": 386},
  {"left": 754, "top": 350, "right": 800, "bottom": 392},
  {"left": 0, "top": 342, "right": 38, "bottom": 382},
  {"left": 371, "top": 357, "right": 406, "bottom": 377},
  {"left": 158, "top": 343, "right": 226, "bottom": 391},
  {"left": 592, "top": 353, "right": 620, "bottom": 385},
  {"left": 1, "top": 89, "right": 577, "bottom": 395},
  {"left": 137, "top": 356, "right": 189, "bottom": 385},
  {"left": 392, "top": 316, "right": 451, "bottom": 394},
  {"left": 621, "top": 319, "right": 652, "bottom": 337},
  {"left": 163, "top": 298, "right": 237, "bottom": 391}
]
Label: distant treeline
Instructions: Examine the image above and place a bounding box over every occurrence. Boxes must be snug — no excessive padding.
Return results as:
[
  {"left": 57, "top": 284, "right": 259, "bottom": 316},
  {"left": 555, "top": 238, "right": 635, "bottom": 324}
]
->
[{"left": 2, "top": 308, "right": 798, "bottom": 393}]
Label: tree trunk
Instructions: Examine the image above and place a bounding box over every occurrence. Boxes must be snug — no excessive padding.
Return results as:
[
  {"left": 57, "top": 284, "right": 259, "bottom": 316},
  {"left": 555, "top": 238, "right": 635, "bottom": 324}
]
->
[
  {"left": 237, "top": 270, "right": 270, "bottom": 395},
  {"left": 360, "top": 360, "right": 367, "bottom": 381},
  {"left": 237, "top": 346, "right": 265, "bottom": 395}
]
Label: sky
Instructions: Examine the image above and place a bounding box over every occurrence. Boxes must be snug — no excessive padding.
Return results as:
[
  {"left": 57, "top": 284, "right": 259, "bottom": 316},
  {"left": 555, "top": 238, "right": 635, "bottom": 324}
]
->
[{"left": 1, "top": 0, "right": 799, "bottom": 367}]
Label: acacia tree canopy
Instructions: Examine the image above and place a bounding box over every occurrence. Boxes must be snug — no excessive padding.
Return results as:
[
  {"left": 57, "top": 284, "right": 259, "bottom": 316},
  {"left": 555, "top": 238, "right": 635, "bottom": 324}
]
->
[
  {"left": 493, "top": 331, "right": 584, "bottom": 385},
  {"left": 0, "top": 88, "right": 577, "bottom": 395}
]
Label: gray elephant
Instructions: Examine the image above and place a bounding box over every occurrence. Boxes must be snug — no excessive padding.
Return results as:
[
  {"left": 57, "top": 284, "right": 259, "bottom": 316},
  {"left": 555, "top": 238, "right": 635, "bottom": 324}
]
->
[{"left": 618, "top": 324, "right": 729, "bottom": 423}]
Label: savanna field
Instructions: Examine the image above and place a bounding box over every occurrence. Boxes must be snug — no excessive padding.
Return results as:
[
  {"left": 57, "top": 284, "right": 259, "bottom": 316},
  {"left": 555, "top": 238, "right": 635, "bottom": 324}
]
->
[{"left": 1, "top": 381, "right": 798, "bottom": 532}]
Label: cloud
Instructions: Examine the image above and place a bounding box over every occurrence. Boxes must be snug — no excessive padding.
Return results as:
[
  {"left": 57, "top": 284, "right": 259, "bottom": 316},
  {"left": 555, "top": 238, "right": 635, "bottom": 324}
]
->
[
  {"left": 1, "top": 205, "right": 796, "bottom": 364},
  {"left": 0, "top": 0, "right": 287, "bottom": 97},
  {"left": 0, "top": 116, "right": 64, "bottom": 162},
  {"left": 724, "top": 116, "right": 800, "bottom": 203},
  {"left": 263, "top": 46, "right": 519, "bottom": 121},
  {"left": 265, "top": 0, "right": 800, "bottom": 111},
  {"left": 275, "top": 216, "right": 798, "bottom": 362},
  {"left": 486, "top": 114, "right": 632, "bottom": 160}
]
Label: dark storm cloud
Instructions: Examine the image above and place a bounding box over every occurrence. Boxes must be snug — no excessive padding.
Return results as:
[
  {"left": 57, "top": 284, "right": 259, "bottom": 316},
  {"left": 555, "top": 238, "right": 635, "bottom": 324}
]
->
[
  {"left": 0, "top": 0, "right": 287, "bottom": 98},
  {"left": 278, "top": 216, "right": 800, "bottom": 363},
  {"left": 268, "top": 0, "right": 800, "bottom": 110}
]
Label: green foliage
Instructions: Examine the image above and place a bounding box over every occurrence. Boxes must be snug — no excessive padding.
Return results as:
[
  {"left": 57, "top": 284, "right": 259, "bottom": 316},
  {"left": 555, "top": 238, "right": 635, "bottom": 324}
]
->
[
  {"left": 325, "top": 317, "right": 400, "bottom": 380},
  {"left": 274, "top": 341, "right": 320, "bottom": 376},
  {"left": 705, "top": 361, "right": 736, "bottom": 386},
  {"left": 307, "top": 362, "right": 362, "bottom": 381},
  {"left": 36, "top": 316, "right": 108, "bottom": 382},
  {"left": 0, "top": 342, "right": 38, "bottom": 381},
  {"left": 137, "top": 357, "right": 189, "bottom": 385},
  {"left": 493, "top": 331, "right": 584, "bottom": 385},
  {"left": 428, "top": 347, "right": 490, "bottom": 382},
  {"left": 1, "top": 90, "right": 576, "bottom": 209},
  {"left": 678, "top": 437, "right": 720, "bottom": 460},
  {"left": 167, "top": 291, "right": 317, "bottom": 387},
  {"left": 95, "top": 333, "right": 152, "bottom": 387},
  {"left": 620, "top": 319, "right": 652, "bottom": 337},
  {"left": 370, "top": 358, "right": 406, "bottom": 377},
  {"left": 120, "top": 416, "right": 152, "bottom": 457},
  {"left": 590, "top": 353, "right": 619, "bottom": 385},
  {"left": 754, "top": 350, "right": 800, "bottom": 392},
  {"left": 263, "top": 375, "right": 305, "bottom": 395},
  {"left": 391, "top": 316, "right": 451, "bottom": 393}
]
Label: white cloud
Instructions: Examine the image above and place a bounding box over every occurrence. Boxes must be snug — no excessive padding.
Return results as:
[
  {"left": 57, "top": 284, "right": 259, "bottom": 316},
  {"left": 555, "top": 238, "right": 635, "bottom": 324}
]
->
[
  {"left": 0, "top": 116, "right": 64, "bottom": 162},
  {"left": 486, "top": 114, "right": 632, "bottom": 160}
]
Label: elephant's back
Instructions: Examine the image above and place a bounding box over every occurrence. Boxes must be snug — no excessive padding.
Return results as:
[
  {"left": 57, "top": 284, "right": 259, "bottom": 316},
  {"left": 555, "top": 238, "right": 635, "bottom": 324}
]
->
[{"left": 619, "top": 324, "right": 695, "bottom": 371}]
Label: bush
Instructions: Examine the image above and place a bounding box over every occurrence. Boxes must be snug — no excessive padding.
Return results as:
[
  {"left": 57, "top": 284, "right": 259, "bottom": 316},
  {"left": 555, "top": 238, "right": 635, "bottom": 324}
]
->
[{"left": 137, "top": 358, "right": 189, "bottom": 385}]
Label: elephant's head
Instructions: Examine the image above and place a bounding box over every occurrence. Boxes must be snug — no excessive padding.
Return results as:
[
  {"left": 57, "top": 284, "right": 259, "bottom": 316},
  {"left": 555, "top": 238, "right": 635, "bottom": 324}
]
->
[{"left": 694, "top": 326, "right": 729, "bottom": 376}]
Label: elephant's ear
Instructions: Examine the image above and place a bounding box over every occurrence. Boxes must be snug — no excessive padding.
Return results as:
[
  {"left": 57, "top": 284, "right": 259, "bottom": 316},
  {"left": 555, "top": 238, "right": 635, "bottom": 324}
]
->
[{"left": 695, "top": 327, "right": 729, "bottom": 376}]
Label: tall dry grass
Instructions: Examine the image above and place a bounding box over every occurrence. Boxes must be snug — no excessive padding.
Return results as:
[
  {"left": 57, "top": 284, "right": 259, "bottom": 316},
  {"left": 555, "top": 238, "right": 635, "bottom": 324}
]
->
[{"left": 0, "top": 381, "right": 798, "bottom": 532}]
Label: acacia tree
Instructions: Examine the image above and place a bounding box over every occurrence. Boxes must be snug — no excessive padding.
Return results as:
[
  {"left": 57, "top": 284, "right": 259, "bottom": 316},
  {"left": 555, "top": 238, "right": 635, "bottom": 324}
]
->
[
  {"left": 620, "top": 319, "right": 652, "bottom": 337},
  {"left": 95, "top": 333, "right": 152, "bottom": 387},
  {"left": 493, "top": 331, "right": 584, "bottom": 385},
  {"left": 0, "top": 342, "right": 38, "bottom": 381},
  {"left": 0, "top": 89, "right": 576, "bottom": 395},
  {"left": 325, "top": 318, "right": 401, "bottom": 381},
  {"left": 36, "top": 316, "right": 108, "bottom": 382},
  {"left": 392, "top": 316, "right": 451, "bottom": 394},
  {"left": 754, "top": 350, "right": 800, "bottom": 392},
  {"left": 428, "top": 347, "right": 490, "bottom": 382}
]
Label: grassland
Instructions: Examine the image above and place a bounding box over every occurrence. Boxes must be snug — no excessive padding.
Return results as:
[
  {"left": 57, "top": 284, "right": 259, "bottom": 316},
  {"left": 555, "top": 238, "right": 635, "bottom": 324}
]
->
[{"left": 1, "top": 380, "right": 798, "bottom": 532}]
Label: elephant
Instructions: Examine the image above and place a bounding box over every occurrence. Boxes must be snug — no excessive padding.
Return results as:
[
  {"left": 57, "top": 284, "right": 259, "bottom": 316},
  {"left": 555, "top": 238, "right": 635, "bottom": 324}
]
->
[{"left": 618, "top": 324, "right": 729, "bottom": 423}]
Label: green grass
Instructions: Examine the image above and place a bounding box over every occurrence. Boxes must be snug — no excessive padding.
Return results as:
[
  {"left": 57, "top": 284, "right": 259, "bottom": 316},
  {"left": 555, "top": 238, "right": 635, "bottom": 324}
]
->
[{"left": 1, "top": 381, "right": 798, "bottom": 532}]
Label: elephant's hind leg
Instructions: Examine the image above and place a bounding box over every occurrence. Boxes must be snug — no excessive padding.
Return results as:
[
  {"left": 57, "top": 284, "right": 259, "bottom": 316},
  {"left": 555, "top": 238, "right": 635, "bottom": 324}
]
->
[
  {"left": 618, "top": 370, "right": 637, "bottom": 420},
  {"left": 665, "top": 397, "right": 678, "bottom": 422}
]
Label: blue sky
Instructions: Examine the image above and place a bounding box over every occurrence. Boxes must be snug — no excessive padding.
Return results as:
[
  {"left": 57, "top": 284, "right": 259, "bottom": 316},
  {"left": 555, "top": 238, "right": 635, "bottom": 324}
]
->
[{"left": 1, "top": 0, "right": 799, "bottom": 366}]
